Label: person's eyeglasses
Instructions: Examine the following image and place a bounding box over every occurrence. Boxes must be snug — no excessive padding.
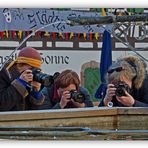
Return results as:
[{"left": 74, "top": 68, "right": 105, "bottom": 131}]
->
[{"left": 108, "top": 66, "right": 125, "bottom": 74}]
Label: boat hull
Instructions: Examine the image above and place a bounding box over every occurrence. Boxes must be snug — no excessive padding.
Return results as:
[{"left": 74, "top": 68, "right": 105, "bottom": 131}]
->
[
  {"left": 0, "top": 107, "right": 148, "bottom": 130},
  {"left": 0, "top": 107, "right": 148, "bottom": 140}
]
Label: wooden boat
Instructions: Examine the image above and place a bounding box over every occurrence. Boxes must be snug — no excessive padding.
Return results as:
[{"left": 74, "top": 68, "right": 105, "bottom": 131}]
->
[{"left": 0, "top": 107, "right": 148, "bottom": 140}]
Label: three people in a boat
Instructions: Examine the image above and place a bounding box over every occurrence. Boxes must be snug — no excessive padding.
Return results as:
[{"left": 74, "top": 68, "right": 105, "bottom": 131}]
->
[
  {"left": 40, "top": 69, "right": 93, "bottom": 109},
  {"left": 99, "top": 55, "right": 148, "bottom": 107},
  {"left": 0, "top": 47, "right": 45, "bottom": 111},
  {"left": 1, "top": 47, "right": 148, "bottom": 111}
]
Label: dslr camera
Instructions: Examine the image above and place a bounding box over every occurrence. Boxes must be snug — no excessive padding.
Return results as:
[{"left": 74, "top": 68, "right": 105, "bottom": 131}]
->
[
  {"left": 114, "top": 82, "right": 131, "bottom": 97},
  {"left": 70, "top": 90, "right": 85, "bottom": 103},
  {"left": 32, "top": 68, "right": 54, "bottom": 87}
]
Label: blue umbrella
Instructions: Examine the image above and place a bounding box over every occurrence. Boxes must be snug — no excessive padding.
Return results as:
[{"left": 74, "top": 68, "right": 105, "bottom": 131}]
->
[{"left": 95, "top": 30, "right": 112, "bottom": 99}]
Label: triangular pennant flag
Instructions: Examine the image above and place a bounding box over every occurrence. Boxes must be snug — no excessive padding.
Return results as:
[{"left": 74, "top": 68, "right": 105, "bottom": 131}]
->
[
  {"left": 12, "top": 31, "right": 16, "bottom": 39},
  {"left": 37, "top": 31, "right": 42, "bottom": 38},
  {"left": 22, "top": 31, "right": 26, "bottom": 38},
  {"left": 52, "top": 32, "right": 57, "bottom": 40},
  {"left": 65, "top": 32, "right": 69, "bottom": 40},
  {"left": 5, "top": 31, "right": 9, "bottom": 38},
  {"left": 95, "top": 32, "right": 99, "bottom": 41},
  {"left": 89, "top": 32, "right": 93, "bottom": 41},
  {"left": 70, "top": 32, "right": 74, "bottom": 39},
  {"left": 44, "top": 31, "right": 50, "bottom": 37},
  {"left": 59, "top": 32, "right": 64, "bottom": 39},
  {"left": 0, "top": 31, "right": 5, "bottom": 39},
  {"left": 83, "top": 32, "right": 87, "bottom": 40},
  {"left": 26, "top": 31, "right": 30, "bottom": 37},
  {"left": 18, "top": 31, "right": 22, "bottom": 39},
  {"left": 77, "top": 33, "right": 81, "bottom": 39}
]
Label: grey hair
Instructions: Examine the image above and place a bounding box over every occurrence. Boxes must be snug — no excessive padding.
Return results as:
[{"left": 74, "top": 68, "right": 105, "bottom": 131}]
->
[{"left": 107, "top": 60, "right": 137, "bottom": 85}]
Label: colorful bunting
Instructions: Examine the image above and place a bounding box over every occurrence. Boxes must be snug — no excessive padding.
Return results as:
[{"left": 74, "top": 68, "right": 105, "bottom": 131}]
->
[
  {"left": 18, "top": 31, "right": 23, "bottom": 39},
  {"left": 5, "top": 31, "right": 9, "bottom": 38},
  {"left": 0, "top": 31, "right": 5, "bottom": 39},
  {"left": 12, "top": 31, "right": 16, "bottom": 39},
  {"left": 89, "top": 32, "right": 93, "bottom": 41},
  {"left": 26, "top": 31, "right": 31, "bottom": 36},
  {"left": 70, "top": 32, "right": 74, "bottom": 40},
  {"left": 77, "top": 33, "right": 81, "bottom": 39},
  {"left": 52, "top": 32, "right": 57, "bottom": 40},
  {"left": 65, "top": 32, "right": 69, "bottom": 40},
  {"left": 83, "top": 32, "right": 87, "bottom": 40},
  {"left": 44, "top": 31, "right": 50, "bottom": 37},
  {"left": 37, "top": 31, "right": 42, "bottom": 38},
  {"left": 59, "top": 32, "right": 64, "bottom": 39},
  {"left": 0, "top": 30, "right": 103, "bottom": 41},
  {"left": 95, "top": 32, "right": 99, "bottom": 40}
]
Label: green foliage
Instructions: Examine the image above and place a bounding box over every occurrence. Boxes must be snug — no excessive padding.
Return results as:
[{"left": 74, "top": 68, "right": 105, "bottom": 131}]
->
[{"left": 84, "top": 68, "right": 101, "bottom": 102}]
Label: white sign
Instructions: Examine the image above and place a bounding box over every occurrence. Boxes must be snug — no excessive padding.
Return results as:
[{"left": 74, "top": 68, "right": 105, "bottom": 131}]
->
[{"left": 1, "top": 50, "right": 148, "bottom": 76}]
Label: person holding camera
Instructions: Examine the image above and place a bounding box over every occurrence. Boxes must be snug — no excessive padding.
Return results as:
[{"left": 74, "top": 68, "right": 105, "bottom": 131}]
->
[
  {"left": 99, "top": 55, "right": 148, "bottom": 107},
  {"left": 40, "top": 69, "right": 93, "bottom": 109},
  {"left": 0, "top": 47, "right": 46, "bottom": 111}
]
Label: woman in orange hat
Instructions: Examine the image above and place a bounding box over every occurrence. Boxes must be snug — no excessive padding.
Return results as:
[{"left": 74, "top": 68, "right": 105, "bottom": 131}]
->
[{"left": 0, "top": 47, "right": 45, "bottom": 111}]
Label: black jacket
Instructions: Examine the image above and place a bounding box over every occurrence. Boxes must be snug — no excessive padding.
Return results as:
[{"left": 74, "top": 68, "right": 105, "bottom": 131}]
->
[
  {"left": 99, "top": 75, "right": 148, "bottom": 107},
  {"left": 39, "top": 84, "right": 94, "bottom": 109},
  {"left": 0, "top": 64, "right": 45, "bottom": 111}
]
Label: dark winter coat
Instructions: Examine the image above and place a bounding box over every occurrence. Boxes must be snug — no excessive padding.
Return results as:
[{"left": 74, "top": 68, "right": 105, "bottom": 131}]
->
[
  {"left": 38, "top": 84, "right": 94, "bottom": 109},
  {"left": 0, "top": 64, "right": 45, "bottom": 111},
  {"left": 99, "top": 75, "right": 148, "bottom": 107}
]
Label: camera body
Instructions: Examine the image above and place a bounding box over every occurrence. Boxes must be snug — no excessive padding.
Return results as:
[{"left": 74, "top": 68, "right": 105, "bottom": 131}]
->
[
  {"left": 32, "top": 68, "right": 54, "bottom": 87},
  {"left": 114, "top": 82, "right": 131, "bottom": 97},
  {"left": 70, "top": 90, "right": 85, "bottom": 103}
]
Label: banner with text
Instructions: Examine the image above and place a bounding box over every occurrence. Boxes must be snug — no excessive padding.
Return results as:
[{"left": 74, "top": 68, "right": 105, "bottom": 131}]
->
[{"left": 0, "top": 8, "right": 112, "bottom": 33}]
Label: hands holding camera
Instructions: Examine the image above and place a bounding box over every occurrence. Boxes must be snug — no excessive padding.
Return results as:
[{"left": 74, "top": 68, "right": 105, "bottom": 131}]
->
[
  {"left": 104, "top": 83, "right": 135, "bottom": 107},
  {"left": 59, "top": 90, "right": 71, "bottom": 108},
  {"left": 104, "top": 84, "right": 116, "bottom": 106},
  {"left": 19, "top": 69, "right": 42, "bottom": 91},
  {"left": 116, "top": 91, "right": 135, "bottom": 106},
  {"left": 59, "top": 90, "right": 85, "bottom": 109},
  {"left": 19, "top": 69, "right": 33, "bottom": 83}
]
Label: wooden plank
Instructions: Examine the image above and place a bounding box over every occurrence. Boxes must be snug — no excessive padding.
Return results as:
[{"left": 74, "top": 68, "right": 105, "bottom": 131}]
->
[
  {"left": 0, "top": 116, "right": 116, "bottom": 130},
  {"left": 115, "top": 108, "right": 148, "bottom": 130},
  {"left": 0, "top": 107, "right": 118, "bottom": 129},
  {"left": 117, "top": 115, "right": 148, "bottom": 130},
  {"left": 117, "top": 107, "right": 148, "bottom": 115},
  {"left": 0, "top": 107, "right": 118, "bottom": 121},
  {"left": 0, "top": 107, "right": 148, "bottom": 130}
]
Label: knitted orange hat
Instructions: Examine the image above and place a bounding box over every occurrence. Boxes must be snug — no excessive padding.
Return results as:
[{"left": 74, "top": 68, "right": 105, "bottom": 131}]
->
[{"left": 7, "top": 47, "right": 42, "bottom": 70}]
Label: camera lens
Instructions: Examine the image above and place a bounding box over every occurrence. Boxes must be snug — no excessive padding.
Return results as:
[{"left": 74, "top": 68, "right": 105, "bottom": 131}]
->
[
  {"left": 115, "top": 87, "right": 125, "bottom": 97},
  {"left": 115, "top": 82, "right": 131, "bottom": 97},
  {"left": 70, "top": 90, "right": 85, "bottom": 103},
  {"left": 32, "top": 68, "right": 54, "bottom": 87}
]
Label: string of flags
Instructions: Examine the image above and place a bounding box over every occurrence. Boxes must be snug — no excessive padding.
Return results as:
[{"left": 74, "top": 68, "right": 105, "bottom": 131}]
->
[{"left": 0, "top": 31, "right": 102, "bottom": 41}]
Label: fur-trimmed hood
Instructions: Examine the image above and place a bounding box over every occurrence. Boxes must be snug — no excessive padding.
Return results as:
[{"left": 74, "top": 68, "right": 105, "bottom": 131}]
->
[{"left": 117, "top": 55, "right": 146, "bottom": 89}]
